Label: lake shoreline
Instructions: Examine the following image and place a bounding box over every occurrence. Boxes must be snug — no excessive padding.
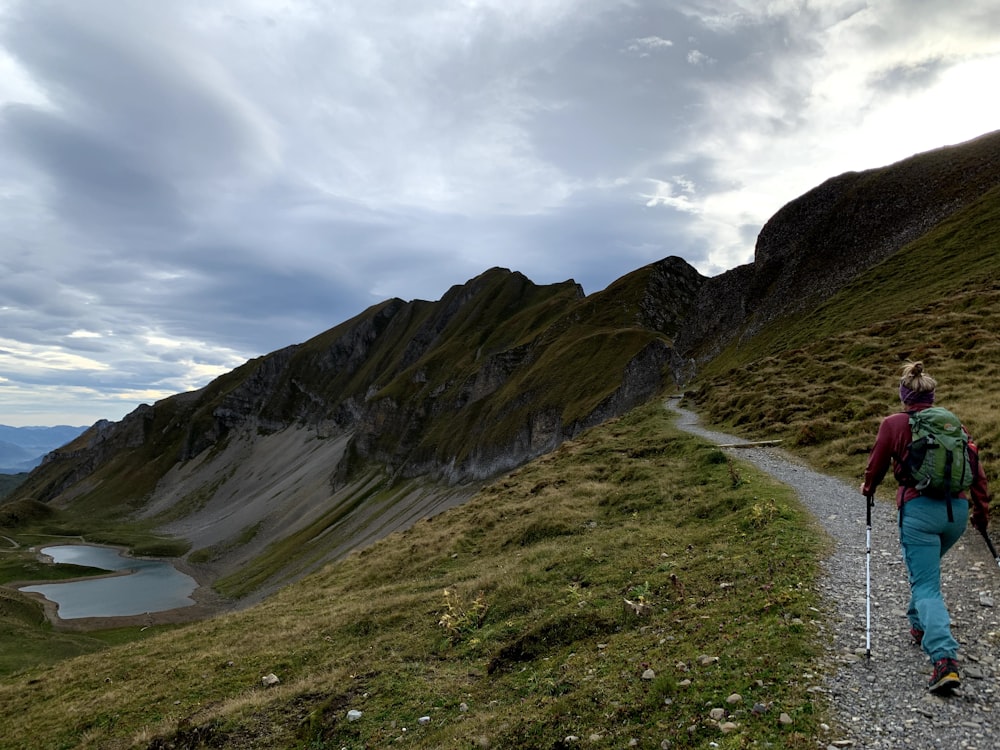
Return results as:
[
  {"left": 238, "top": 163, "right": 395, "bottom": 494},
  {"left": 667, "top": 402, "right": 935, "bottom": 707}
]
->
[{"left": 12, "top": 542, "right": 233, "bottom": 631}]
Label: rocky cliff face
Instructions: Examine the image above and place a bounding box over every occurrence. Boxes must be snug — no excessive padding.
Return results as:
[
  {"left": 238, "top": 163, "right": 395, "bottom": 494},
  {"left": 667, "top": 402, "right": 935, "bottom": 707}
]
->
[
  {"left": 348, "top": 258, "right": 702, "bottom": 483},
  {"left": 674, "top": 129, "right": 1000, "bottom": 365},
  {"left": 20, "top": 258, "right": 702, "bottom": 511}
]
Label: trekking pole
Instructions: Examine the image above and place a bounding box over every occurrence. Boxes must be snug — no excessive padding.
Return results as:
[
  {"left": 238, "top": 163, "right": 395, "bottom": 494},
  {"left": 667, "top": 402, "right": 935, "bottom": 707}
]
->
[
  {"left": 865, "top": 493, "right": 874, "bottom": 662},
  {"left": 979, "top": 526, "right": 1000, "bottom": 569}
]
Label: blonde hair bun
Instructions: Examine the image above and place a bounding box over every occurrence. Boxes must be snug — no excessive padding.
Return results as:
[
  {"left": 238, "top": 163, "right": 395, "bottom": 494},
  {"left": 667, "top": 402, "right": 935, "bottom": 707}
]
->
[{"left": 900, "top": 360, "right": 936, "bottom": 394}]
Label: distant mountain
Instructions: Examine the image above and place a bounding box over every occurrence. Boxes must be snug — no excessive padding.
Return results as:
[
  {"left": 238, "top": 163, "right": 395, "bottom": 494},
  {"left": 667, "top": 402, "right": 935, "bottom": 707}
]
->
[{"left": 0, "top": 425, "right": 88, "bottom": 473}]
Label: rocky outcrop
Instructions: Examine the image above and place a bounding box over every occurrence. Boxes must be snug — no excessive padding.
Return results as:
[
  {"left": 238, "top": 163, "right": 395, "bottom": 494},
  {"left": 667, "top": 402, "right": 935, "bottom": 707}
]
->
[
  {"left": 633, "top": 256, "right": 705, "bottom": 335},
  {"left": 674, "top": 129, "right": 1000, "bottom": 366},
  {"left": 670, "top": 263, "right": 754, "bottom": 371},
  {"left": 18, "top": 260, "right": 696, "bottom": 513}
]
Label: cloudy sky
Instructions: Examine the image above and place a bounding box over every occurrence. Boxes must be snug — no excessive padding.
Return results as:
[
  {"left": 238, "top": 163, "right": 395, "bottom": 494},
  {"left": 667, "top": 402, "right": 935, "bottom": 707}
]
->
[{"left": 0, "top": 0, "right": 998, "bottom": 427}]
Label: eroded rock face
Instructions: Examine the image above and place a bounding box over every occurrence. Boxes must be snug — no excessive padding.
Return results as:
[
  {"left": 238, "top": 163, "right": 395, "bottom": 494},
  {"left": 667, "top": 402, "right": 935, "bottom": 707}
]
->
[
  {"left": 634, "top": 256, "right": 705, "bottom": 336},
  {"left": 26, "top": 260, "right": 699, "bottom": 506},
  {"left": 671, "top": 263, "right": 754, "bottom": 370},
  {"left": 673, "top": 130, "right": 1000, "bottom": 369}
]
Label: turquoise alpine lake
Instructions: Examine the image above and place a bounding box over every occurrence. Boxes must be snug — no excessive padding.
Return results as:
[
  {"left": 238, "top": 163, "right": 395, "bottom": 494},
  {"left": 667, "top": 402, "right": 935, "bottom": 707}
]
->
[{"left": 20, "top": 545, "right": 197, "bottom": 619}]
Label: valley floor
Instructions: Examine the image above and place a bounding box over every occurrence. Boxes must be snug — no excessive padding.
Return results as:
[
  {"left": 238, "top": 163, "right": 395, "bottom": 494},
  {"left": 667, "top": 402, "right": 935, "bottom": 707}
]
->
[{"left": 670, "top": 400, "right": 1000, "bottom": 749}]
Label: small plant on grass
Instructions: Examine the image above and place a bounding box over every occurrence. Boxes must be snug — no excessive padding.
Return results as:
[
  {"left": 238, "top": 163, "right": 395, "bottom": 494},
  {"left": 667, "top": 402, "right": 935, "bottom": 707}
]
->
[
  {"left": 624, "top": 580, "right": 654, "bottom": 617},
  {"left": 748, "top": 498, "right": 779, "bottom": 528},
  {"left": 727, "top": 457, "right": 743, "bottom": 488},
  {"left": 628, "top": 580, "right": 651, "bottom": 604},
  {"left": 438, "top": 588, "right": 488, "bottom": 644}
]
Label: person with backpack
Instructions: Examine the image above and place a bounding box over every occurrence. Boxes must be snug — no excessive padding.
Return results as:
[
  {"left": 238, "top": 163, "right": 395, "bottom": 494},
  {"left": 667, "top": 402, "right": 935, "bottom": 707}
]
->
[{"left": 861, "top": 361, "right": 990, "bottom": 694}]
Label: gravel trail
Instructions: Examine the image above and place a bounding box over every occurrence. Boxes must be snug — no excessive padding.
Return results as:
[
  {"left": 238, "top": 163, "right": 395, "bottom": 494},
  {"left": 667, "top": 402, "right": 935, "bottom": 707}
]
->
[{"left": 668, "top": 399, "right": 1000, "bottom": 749}]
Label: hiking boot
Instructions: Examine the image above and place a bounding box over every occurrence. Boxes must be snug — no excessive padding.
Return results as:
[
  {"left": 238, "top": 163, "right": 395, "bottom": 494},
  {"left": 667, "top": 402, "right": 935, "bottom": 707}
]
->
[
  {"left": 910, "top": 627, "right": 924, "bottom": 646},
  {"left": 928, "top": 658, "right": 960, "bottom": 694}
]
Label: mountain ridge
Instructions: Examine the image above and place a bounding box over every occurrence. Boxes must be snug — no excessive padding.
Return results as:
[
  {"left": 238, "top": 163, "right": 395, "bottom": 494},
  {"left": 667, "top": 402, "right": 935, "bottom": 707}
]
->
[
  {"left": 5, "top": 256, "right": 704, "bottom": 596},
  {"left": 673, "top": 129, "right": 1000, "bottom": 367},
  {"left": 3, "top": 129, "right": 1000, "bottom": 604}
]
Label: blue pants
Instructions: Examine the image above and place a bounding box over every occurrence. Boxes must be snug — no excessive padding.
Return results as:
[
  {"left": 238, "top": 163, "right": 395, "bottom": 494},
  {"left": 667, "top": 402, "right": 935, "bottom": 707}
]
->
[{"left": 898, "top": 496, "right": 969, "bottom": 662}]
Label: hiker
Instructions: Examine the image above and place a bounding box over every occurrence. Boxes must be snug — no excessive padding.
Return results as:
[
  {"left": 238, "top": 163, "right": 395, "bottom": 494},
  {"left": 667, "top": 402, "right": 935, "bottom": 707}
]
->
[{"left": 861, "top": 360, "right": 990, "bottom": 694}]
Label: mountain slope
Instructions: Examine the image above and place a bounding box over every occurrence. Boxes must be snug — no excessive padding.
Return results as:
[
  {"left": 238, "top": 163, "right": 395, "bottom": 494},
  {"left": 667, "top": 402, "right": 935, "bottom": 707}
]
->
[
  {"left": 0, "top": 400, "right": 827, "bottom": 750},
  {"left": 1, "top": 130, "right": 1000, "bottom": 748},
  {"left": 673, "top": 129, "right": 1000, "bottom": 367},
  {"left": 0, "top": 425, "right": 87, "bottom": 473},
  {"left": 3, "top": 130, "right": 999, "bottom": 607},
  {"left": 4, "top": 258, "right": 703, "bottom": 596},
  {"left": 686, "top": 179, "right": 1000, "bottom": 479},
  {"left": 0, "top": 441, "right": 37, "bottom": 473}
]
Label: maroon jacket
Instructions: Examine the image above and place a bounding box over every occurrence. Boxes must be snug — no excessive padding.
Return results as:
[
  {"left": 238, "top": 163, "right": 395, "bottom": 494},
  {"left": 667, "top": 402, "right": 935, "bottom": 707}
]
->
[{"left": 862, "top": 403, "right": 990, "bottom": 527}]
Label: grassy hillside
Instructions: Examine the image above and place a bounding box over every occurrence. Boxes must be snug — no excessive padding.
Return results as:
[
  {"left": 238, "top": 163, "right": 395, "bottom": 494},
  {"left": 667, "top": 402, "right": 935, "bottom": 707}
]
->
[
  {"left": 687, "top": 184, "right": 1000, "bottom": 485},
  {"left": 0, "top": 263, "right": 695, "bottom": 619},
  {"left": 0, "top": 471, "right": 27, "bottom": 499},
  {"left": 0, "top": 399, "right": 829, "bottom": 750},
  {"left": 3, "top": 142, "right": 995, "bottom": 748}
]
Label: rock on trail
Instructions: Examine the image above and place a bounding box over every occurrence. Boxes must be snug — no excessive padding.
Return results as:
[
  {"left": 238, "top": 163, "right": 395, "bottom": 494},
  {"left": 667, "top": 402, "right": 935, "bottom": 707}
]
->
[{"left": 668, "top": 399, "right": 1000, "bottom": 749}]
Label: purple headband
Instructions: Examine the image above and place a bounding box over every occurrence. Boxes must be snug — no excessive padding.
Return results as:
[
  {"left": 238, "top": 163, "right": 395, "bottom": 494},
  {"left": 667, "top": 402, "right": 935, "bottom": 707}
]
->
[{"left": 900, "top": 383, "right": 935, "bottom": 405}]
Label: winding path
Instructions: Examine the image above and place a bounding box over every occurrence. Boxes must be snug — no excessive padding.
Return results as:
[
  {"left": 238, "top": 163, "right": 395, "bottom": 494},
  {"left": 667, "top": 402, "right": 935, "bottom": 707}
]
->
[{"left": 668, "top": 399, "right": 1000, "bottom": 749}]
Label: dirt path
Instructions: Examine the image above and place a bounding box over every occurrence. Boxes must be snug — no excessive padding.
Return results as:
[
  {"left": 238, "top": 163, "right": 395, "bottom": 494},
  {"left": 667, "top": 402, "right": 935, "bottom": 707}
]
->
[{"left": 668, "top": 399, "right": 1000, "bottom": 749}]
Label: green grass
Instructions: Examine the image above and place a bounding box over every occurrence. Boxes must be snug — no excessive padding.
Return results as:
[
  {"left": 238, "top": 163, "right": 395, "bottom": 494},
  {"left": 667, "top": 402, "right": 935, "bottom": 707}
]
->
[
  {"left": 0, "top": 472, "right": 28, "bottom": 500},
  {"left": 0, "top": 399, "right": 832, "bottom": 750},
  {"left": 4, "top": 149, "right": 995, "bottom": 748},
  {"left": 0, "top": 555, "right": 109, "bottom": 583},
  {"left": 688, "top": 186, "right": 1000, "bottom": 485},
  {"left": 0, "top": 586, "right": 184, "bottom": 677}
]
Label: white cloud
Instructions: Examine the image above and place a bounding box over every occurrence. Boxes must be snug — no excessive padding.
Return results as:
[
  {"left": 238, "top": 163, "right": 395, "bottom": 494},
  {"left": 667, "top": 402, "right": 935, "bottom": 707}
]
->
[
  {"left": 0, "top": 50, "right": 48, "bottom": 108},
  {"left": 642, "top": 177, "right": 700, "bottom": 212},
  {"left": 687, "top": 49, "right": 716, "bottom": 66},
  {"left": 655, "top": 0, "right": 1000, "bottom": 273},
  {"left": 0, "top": 337, "right": 110, "bottom": 374},
  {"left": 624, "top": 35, "right": 674, "bottom": 56}
]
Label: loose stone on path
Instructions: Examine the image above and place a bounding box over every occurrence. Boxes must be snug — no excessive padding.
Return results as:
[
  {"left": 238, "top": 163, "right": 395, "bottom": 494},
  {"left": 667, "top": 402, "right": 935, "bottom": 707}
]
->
[{"left": 668, "top": 400, "right": 1000, "bottom": 749}]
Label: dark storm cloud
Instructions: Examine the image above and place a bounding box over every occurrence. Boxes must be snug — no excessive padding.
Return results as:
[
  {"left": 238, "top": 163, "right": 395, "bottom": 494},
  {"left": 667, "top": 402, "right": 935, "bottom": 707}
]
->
[
  {"left": 0, "top": 0, "right": 997, "bottom": 426},
  {"left": 2, "top": 0, "right": 268, "bottom": 177},
  {"left": 868, "top": 58, "right": 948, "bottom": 95},
  {"left": 2, "top": 103, "right": 186, "bottom": 233}
]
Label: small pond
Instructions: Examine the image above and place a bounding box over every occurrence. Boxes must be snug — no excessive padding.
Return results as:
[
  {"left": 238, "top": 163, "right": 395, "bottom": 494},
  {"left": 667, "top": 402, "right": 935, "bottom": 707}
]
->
[{"left": 20, "top": 544, "right": 197, "bottom": 619}]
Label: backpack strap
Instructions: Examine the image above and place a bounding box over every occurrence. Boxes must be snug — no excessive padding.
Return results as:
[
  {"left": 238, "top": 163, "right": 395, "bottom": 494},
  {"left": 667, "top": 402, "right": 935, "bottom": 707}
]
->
[
  {"left": 899, "top": 409, "right": 917, "bottom": 528},
  {"left": 944, "top": 450, "right": 954, "bottom": 523}
]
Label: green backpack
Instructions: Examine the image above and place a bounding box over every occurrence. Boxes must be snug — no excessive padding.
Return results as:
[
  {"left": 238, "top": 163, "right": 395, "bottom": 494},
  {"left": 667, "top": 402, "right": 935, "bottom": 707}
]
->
[{"left": 904, "top": 406, "right": 973, "bottom": 499}]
